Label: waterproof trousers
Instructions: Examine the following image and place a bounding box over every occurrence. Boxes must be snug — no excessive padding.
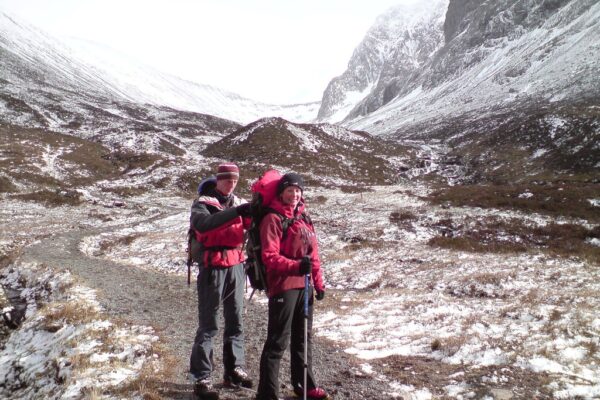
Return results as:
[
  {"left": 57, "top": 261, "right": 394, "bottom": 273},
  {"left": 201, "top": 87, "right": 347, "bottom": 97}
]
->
[
  {"left": 256, "top": 288, "right": 317, "bottom": 400},
  {"left": 189, "top": 263, "right": 245, "bottom": 380}
]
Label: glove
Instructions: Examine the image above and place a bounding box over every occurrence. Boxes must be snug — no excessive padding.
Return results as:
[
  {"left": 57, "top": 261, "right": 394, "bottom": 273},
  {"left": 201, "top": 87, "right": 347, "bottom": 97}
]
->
[
  {"left": 298, "top": 256, "right": 311, "bottom": 275},
  {"left": 316, "top": 290, "right": 325, "bottom": 301},
  {"left": 236, "top": 203, "right": 252, "bottom": 217}
]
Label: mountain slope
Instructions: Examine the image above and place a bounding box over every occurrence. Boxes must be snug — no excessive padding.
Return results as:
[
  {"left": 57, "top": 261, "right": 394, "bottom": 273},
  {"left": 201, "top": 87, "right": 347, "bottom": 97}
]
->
[
  {"left": 317, "top": 0, "right": 448, "bottom": 122},
  {"left": 203, "top": 117, "right": 413, "bottom": 186},
  {"left": 343, "top": 0, "right": 600, "bottom": 182},
  {"left": 347, "top": 0, "right": 600, "bottom": 135},
  {"left": 0, "top": 12, "right": 318, "bottom": 126}
]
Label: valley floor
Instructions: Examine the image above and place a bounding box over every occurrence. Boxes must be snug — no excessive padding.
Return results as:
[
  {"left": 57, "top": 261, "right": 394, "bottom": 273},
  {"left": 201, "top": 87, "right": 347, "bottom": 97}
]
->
[{"left": 1, "top": 182, "right": 599, "bottom": 399}]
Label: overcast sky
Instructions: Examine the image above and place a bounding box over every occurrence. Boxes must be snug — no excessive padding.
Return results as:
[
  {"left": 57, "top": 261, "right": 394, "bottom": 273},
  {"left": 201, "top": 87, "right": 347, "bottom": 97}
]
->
[{"left": 0, "top": 0, "right": 416, "bottom": 104}]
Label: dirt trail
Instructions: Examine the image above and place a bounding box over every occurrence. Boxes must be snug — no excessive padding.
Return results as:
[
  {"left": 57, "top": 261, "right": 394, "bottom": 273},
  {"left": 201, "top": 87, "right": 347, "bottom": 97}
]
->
[{"left": 18, "top": 214, "right": 397, "bottom": 400}]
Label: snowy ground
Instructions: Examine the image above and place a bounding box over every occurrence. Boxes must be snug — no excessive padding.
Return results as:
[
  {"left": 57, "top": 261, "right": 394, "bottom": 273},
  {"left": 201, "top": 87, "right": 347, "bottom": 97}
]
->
[
  {"left": 0, "top": 261, "right": 160, "bottom": 399},
  {"left": 2, "top": 181, "right": 599, "bottom": 399}
]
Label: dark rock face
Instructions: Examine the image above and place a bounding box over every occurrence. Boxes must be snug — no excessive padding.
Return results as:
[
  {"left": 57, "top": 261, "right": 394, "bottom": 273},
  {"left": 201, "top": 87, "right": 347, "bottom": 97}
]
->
[
  {"left": 348, "top": 15, "right": 446, "bottom": 119},
  {"left": 443, "top": 0, "right": 484, "bottom": 43},
  {"left": 317, "top": 1, "right": 448, "bottom": 122},
  {"left": 425, "top": 0, "right": 586, "bottom": 90},
  {"left": 321, "top": 0, "right": 599, "bottom": 126},
  {"left": 328, "top": 0, "right": 599, "bottom": 182}
]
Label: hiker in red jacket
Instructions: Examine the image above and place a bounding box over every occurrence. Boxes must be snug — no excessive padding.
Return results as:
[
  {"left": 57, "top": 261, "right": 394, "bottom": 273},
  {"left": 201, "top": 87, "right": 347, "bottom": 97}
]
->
[
  {"left": 255, "top": 173, "right": 328, "bottom": 400},
  {"left": 188, "top": 163, "right": 253, "bottom": 400}
]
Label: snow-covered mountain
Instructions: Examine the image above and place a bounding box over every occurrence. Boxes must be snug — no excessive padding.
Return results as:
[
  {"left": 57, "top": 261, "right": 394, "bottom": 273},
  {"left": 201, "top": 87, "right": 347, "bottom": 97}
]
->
[
  {"left": 1, "top": 1, "right": 598, "bottom": 185},
  {"left": 321, "top": 0, "right": 599, "bottom": 182},
  {"left": 340, "top": 0, "right": 600, "bottom": 135},
  {"left": 0, "top": 11, "right": 318, "bottom": 127},
  {"left": 317, "top": 0, "right": 449, "bottom": 123}
]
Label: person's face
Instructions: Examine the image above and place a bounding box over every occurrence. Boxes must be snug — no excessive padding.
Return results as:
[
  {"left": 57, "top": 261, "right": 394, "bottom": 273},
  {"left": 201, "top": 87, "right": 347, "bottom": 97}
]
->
[
  {"left": 216, "top": 178, "right": 238, "bottom": 196},
  {"left": 281, "top": 185, "right": 302, "bottom": 207}
]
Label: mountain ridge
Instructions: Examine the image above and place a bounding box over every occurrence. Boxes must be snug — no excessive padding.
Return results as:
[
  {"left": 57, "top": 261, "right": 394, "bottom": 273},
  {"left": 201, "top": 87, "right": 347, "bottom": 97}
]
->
[{"left": 0, "top": 11, "right": 319, "bottom": 126}]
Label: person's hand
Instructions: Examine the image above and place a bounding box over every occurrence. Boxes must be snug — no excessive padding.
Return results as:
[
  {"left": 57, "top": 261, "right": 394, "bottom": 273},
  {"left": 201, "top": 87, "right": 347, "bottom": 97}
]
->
[
  {"left": 236, "top": 203, "right": 252, "bottom": 217},
  {"left": 316, "top": 290, "right": 325, "bottom": 301},
  {"left": 298, "top": 256, "right": 311, "bottom": 275}
]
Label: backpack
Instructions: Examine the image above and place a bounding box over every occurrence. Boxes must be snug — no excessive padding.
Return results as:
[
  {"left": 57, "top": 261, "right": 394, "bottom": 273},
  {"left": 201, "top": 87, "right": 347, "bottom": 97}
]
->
[
  {"left": 244, "top": 170, "right": 311, "bottom": 294},
  {"left": 244, "top": 170, "right": 281, "bottom": 292}
]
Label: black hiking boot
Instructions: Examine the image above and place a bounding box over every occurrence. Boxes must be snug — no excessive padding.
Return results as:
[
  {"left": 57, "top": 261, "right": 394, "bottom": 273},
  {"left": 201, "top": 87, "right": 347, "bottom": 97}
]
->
[
  {"left": 193, "top": 378, "right": 219, "bottom": 400},
  {"left": 223, "top": 367, "right": 253, "bottom": 388}
]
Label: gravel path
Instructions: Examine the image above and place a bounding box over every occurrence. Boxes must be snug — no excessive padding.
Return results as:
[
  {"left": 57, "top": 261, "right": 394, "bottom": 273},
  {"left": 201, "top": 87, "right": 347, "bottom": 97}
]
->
[{"left": 18, "top": 214, "right": 398, "bottom": 400}]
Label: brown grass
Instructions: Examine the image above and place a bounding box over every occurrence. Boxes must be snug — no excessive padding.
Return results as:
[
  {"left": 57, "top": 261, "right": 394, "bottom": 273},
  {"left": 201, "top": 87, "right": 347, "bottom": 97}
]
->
[
  {"left": 40, "top": 301, "right": 100, "bottom": 329},
  {"left": 438, "top": 336, "right": 468, "bottom": 356},
  {"left": 471, "top": 272, "right": 515, "bottom": 286},
  {"left": 69, "top": 351, "right": 93, "bottom": 372},
  {"left": 341, "top": 231, "right": 388, "bottom": 251},
  {"left": 173, "top": 168, "right": 213, "bottom": 195},
  {"left": 108, "top": 341, "right": 176, "bottom": 400},
  {"left": 101, "top": 150, "right": 162, "bottom": 174},
  {"left": 340, "top": 185, "right": 374, "bottom": 193},
  {"left": 428, "top": 182, "right": 600, "bottom": 222},
  {"left": 429, "top": 236, "right": 527, "bottom": 253},
  {"left": 100, "top": 186, "right": 148, "bottom": 197},
  {"left": 10, "top": 190, "right": 84, "bottom": 207},
  {"left": 323, "top": 250, "right": 355, "bottom": 263},
  {"left": 309, "top": 195, "right": 328, "bottom": 205},
  {"left": 0, "top": 176, "right": 17, "bottom": 192},
  {"left": 203, "top": 118, "right": 408, "bottom": 187},
  {"left": 389, "top": 210, "right": 418, "bottom": 223},
  {"left": 428, "top": 216, "right": 600, "bottom": 264},
  {"left": 0, "top": 246, "right": 22, "bottom": 269},
  {"left": 98, "top": 233, "right": 142, "bottom": 254},
  {"left": 81, "top": 387, "right": 102, "bottom": 399},
  {"left": 0, "top": 125, "right": 128, "bottom": 192}
]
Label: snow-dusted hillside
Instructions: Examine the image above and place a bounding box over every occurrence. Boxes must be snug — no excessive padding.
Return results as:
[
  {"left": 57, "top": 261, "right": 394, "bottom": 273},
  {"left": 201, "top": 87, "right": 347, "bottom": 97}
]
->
[
  {"left": 203, "top": 117, "right": 415, "bottom": 186},
  {"left": 317, "top": 0, "right": 448, "bottom": 123},
  {"left": 344, "top": 0, "right": 600, "bottom": 136},
  {"left": 314, "top": 0, "right": 600, "bottom": 183},
  {"left": 0, "top": 11, "right": 318, "bottom": 126}
]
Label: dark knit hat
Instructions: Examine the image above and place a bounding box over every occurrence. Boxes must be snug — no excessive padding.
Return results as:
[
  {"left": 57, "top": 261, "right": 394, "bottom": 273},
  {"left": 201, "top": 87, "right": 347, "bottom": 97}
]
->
[
  {"left": 278, "top": 172, "right": 304, "bottom": 194},
  {"left": 216, "top": 163, "right": 239, "bottom": 180}
]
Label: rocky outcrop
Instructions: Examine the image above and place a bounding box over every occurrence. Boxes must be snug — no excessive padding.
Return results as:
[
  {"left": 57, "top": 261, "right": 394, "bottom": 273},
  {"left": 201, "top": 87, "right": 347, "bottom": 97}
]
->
[{"left": 317, "top": 1, "right": 448, "bottom": 122}]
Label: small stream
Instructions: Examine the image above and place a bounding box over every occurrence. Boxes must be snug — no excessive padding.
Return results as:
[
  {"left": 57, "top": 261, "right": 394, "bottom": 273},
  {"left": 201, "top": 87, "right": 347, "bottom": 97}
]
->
[{"left": 1, "top": 285, "right": 27, "bottom": 329}]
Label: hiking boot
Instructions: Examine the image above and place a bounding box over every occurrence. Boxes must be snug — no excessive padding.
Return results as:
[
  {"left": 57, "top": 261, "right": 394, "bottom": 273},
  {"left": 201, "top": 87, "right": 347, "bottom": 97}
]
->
[
  {"left": 294, "top": 387, "right": 329, "bottom": 400},
  {"left": 223, "top": 366, "right": 253, "bottom": 388},
  {"left": 193, "top": 378, "right": 219, "bottom": 400}
]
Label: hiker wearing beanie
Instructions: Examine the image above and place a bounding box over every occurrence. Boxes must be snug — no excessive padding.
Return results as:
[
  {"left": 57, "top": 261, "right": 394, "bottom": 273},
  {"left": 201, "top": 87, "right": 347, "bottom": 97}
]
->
[
  {"left": 255, "top": 173, "right": 328, "bottom": 400},
  {"left": 188, "top": 162, "right": 253, "bottom": 399}
]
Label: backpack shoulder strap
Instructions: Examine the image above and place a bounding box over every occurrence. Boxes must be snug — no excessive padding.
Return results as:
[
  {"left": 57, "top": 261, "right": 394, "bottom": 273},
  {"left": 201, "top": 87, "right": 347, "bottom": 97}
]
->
[
  {"left": 197, "top": 195, "right": 223, "bottom": 210},
  {"left": 300, "top": 212, "right": 312, "bottom": 226},
  {"left": 265, "top": 208, "right": 295, "bottom": 240}
]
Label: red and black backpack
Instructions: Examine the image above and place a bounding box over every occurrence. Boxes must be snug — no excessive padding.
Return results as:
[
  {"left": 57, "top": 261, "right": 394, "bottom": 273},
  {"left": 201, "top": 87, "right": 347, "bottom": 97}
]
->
[{"left": 245, "top": 170, "right": 311, "bottom": 293}]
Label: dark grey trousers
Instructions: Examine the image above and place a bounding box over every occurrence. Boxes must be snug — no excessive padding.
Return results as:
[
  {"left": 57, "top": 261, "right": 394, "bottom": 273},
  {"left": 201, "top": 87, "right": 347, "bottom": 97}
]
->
[
  {"left": 256, "top": 288, "right": 317, "bottom": 400},
  {"left": 189, "top": 263, "right": 246, "bottom": 380}
]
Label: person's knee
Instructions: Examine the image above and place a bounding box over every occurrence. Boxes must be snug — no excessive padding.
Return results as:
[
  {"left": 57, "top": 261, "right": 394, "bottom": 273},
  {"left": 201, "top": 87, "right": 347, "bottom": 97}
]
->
[{"left": 265, "top": 340, "right": 288, "bottom": 356}]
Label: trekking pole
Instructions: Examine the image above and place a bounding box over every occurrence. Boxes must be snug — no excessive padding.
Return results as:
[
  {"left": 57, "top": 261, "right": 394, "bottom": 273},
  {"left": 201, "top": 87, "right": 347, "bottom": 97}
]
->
[
  {"left": 303, "top": 273, "right": 309, "bottom": 400},
  {"left": 186, "top": 230, "right": 193, "bottom": 286},
  {"left": 187, "top": 260, "right": 191, "bottom": 286}
]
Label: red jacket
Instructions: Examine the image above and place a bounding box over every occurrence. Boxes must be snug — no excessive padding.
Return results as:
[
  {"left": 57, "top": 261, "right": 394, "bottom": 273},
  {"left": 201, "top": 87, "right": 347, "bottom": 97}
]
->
[
  {"left": 194, "top": 196, "right": 249, "bottom": 268},
  {"left": 260, "top": 197, "right": 324, "bottom": 297}
]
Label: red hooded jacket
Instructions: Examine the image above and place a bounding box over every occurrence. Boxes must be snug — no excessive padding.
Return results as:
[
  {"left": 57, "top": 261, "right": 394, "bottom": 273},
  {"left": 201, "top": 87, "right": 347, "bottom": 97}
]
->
[
  {"left": 193, "top": 196, "right": 249, "bottom": 268},
  {"left": 259, "top": 197, "right": 325, "bottom": 298}
]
